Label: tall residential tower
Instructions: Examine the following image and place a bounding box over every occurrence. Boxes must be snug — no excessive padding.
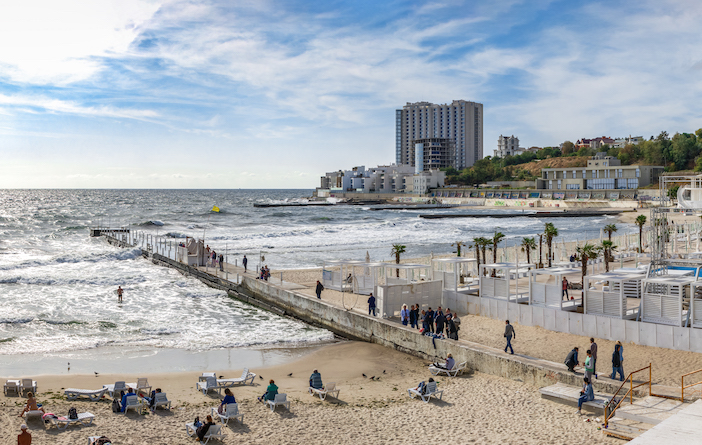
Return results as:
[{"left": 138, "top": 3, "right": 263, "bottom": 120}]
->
[{"left": 396, "top": 100, "right": 483, "bottom": 170}]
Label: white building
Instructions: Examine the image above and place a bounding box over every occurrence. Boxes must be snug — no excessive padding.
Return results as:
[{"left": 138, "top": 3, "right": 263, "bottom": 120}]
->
[
  {"left": 319, "top": 164, "right": 444, "bottom": 194},
  {"left": 494, "top": 135, "right": 524, "bottom": 158},
  {"left": 612, "top": 136, "right": 645, "bottom": 148}
]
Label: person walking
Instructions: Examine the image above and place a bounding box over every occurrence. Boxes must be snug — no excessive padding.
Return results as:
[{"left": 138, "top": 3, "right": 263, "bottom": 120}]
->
[
  {"left": 504, "top": 320, "right": 515, "bottom": 354},
  {"left": 400, "top": 304, "right": 410, "bottom": 326},
  {"left": 315, "top": 280, "right": 324, "bottom": 299},
  {"left": 590, "top": 338, "right": 598, "bottom": 378},
  {"left": 610, "top": 344, "right": 624, "bottom": 381},
  {"left": 616, "top": 340, "right": 624, "bottom": 375},
  {"left": 243, "top": 255, "right": 248, "bottom": 273},
  {"left": 117, "top": 286, "right": 123, "bottom": 303},
  {"left": 562, "top": 277, "right": 569, "bottom": 300},
  {"left": 584, "top": 349, "right": 594, "bottom": 381},
  {"left": 564, "top": 347, "right": 579, "bottom": 373},
  {"left": 368, "top": 293, "right": 376, "bottom": 316}
]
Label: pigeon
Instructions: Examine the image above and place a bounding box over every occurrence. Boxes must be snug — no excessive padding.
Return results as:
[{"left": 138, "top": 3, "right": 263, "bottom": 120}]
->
[
  {"left": 382, "top": 370, "right": 386, "bottom": 374},
  {"left": 259, "top": 375, "right": 263, "bottom": 380},
  {"left": 219, "top": 376, "right": 224, "bottom": 379},
  {"left": 287, "top": 373, "right": 293, "bottom": 377},
  {"left": 362, "top": 373, "right": 367, "bottom": 378},
  {"left": 370, "top": 376, "right": 375, "bottom": 380},
  {"left": 94, "top": 372, "right": 99, "bottom": 376}
]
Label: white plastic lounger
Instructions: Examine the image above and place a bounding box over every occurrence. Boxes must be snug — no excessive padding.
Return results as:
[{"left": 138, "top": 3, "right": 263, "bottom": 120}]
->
[
  {"left": 211, "top": 402, "right": 243, "bottom": 425},
  {"left": 309, "top": 382, "right": 340, "bottom": 400},
  {"left": 19, "top": 378, "right": 37, "bottom": 394},
  {"left": 64, "top": 388, "right": 107, "bottom": 401},
  {"left": 429, "top": 361, "right": 467, "bottom": 377},
  {"left": 197, "top": 376, "right": 222, "bottom": 395},
  {"left": 23, "top": 410, "right": 43, "bottom": 419},
  {"left": 47, "top": 412, "right": 95, "bottom": 430},
  {"left": 217, "top": 368, "right": 256, "bottom": 387},
  {"left": 3, "top": 380, "right": 19, "bottom": 396},
  {"left": 267, "top": 393, "right": 290, "bottom": 412},
  {"left": 153, "top": 392, "right": 171, "bottom": 410},
  {"left": 122, "top": 395, "right": 143, "bottom": 414},
  {"left": 136, "top": 378, "right": 152, "bottom": 396},
  {"left": 199, "top": 372, "right": 216, "bottom": 382},
  {"left": 185, "top": 423, "right": 225, "bottom": 444},
  {"left": 102, "top": 381, "right": 134, "bottom": 398},
  {"left": 408, "top": 381, "right": 443, "bottom": 403}
]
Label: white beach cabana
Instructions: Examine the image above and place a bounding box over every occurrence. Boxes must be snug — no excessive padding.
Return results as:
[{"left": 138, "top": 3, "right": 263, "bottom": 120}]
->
[
  {"left": 583, "top": 272, "right": 645, "bottom": 319},
  {"left": 374, "top": 263, "right": 439, "bottom": 318},
  {"left": 431, "top": 258, "right": 479, "bottom": 293},
  {"left": 527, "top": 267, "right": 581, "bottom": 311},
  {"left": 479, "top": 262, "right": 535, "bottom": 303},
  {"left": 377, "top": 263, "right": 431, "bottom": 285},
  {"left": 321, "top": 260, "right": 384, "bottom": 295},
  {"left": 641, "top": 276, "right": 698, "bottom": 326}
]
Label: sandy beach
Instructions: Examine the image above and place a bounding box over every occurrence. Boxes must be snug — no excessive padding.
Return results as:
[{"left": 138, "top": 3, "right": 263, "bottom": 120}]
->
[{"left": 1, "top": 341, "right": 617, "bottom": 445}]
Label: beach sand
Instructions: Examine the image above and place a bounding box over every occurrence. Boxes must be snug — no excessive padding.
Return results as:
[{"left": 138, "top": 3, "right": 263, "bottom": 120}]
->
[{"left": 1, "top": 341, "right": 615, "bottom": 445}]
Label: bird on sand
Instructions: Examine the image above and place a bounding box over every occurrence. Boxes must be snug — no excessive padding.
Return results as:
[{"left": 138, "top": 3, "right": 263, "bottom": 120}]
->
[
  {"left": 259, "top": 375, "right": 263, "bottom": 380},
  {"left": 362, "top": 374, "right": 367, "bottom": 378},
  {"left": 383, "top": 370, "right": 386, "bottom": 374},
  {"left": 370, "top": 376, "right": 375, "bottom": 380},
  {"left": 287, "top": 373, "right": 293, "bottom": 377},
  {"left": 94, "top": 372, "right": 99, "bottom": 377}
]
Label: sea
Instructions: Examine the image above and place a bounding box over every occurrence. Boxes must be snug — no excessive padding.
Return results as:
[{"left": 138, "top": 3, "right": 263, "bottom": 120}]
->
[{"left": 0, "top": 189, "right": 635, "bottom": 374}]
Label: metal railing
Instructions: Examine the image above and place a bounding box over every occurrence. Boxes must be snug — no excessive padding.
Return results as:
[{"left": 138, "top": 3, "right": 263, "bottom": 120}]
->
[
  {"left": 604, "top": 364, "right": 653, "bottom": 427},
  {"left": 681, "top": 368, "right": 702, "bottom": 402}
]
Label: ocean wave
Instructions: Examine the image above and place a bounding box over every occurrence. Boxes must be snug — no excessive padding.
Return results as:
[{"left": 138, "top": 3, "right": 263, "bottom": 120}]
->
[
  {"left": 141, "top": 328, "right": 181, "bottom": 336},
  {"left": 0, "top": 247, "right": 143, "bottom": 271},
  {"left": 0, "top": 318, "right": 34, "bottom": 324},
  {"left": 138, "top": 220, "right": 165, "bottom": 226},
  {"left": 164, "top": 232, "right": 187, "bottom": 238},
  {"left": 0, "top": 337, "right": 15, "bottom": 343},
  {"left": 40, "top": 319, "right": 87, "bottom": 326}
]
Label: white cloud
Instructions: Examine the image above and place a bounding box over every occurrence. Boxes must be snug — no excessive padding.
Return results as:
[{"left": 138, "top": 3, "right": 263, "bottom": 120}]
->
[{"left": 0, "top": 94, "right": 159, "bottom": 120}]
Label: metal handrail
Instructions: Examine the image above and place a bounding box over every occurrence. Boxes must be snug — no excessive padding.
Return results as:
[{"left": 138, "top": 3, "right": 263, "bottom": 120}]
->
[
  {"left": 681, "top": 368, "right": 702, "bottom": 402},
  {"left": 604, "top": 363, "right": 652, "bottom": 427}
]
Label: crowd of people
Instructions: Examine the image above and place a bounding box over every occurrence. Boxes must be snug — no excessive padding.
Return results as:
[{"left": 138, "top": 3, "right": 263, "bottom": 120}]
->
[
  {"left": 564, "top": 338, "right": 625, "bottom": 383},
  {"left": 399, "top": 304, "right": 460, "bottom": 340}
]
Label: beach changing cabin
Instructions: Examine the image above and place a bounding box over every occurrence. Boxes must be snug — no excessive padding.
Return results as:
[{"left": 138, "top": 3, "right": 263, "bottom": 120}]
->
[
  {"left": 479, "top": 263, "right": 534, "bottom": 303},
  {"left": 321, "top": 260, "right": 382, "bottom": 295},
  {"left": 432, "top": 258, "right": 478, "bottom": 314},
  {"left": 583, "top": 272, "right": 645, "bottom": 319},
  {"left": 527, "top": 267, "right": 581, "bottom": 311}
]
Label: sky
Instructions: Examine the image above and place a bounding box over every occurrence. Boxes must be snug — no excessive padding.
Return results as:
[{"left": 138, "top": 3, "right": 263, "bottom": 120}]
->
[{"left": 0, "top": 0, "right": 701, "bottom": 188}]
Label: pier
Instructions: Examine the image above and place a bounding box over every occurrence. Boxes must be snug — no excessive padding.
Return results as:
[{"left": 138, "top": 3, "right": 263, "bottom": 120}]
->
[
  {"left": 253, "top": 202, "right": 334, "bottom": 208},
  {"left": 419, "top": 209, "right": 627, "bottom": 219}
]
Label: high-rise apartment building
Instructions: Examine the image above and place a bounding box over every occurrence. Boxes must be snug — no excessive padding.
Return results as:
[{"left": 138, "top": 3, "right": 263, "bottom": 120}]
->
[{"left": 396, "top": 100, "right": 483, "bottom": 169}]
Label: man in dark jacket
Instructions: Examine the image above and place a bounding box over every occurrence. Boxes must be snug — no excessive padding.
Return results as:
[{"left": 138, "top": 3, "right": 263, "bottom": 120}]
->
[
  {"left": 243, "top": 255, "right": 248, "bottom": 272},
  {"left": 610, "top": 344, "right": 624, "bottom": 381},
  {"left": 446, "top": 314, "right": 459, "bottom": 340},
  {"left": 565, "top": 347, "right": 579, "bottom": 372},
  {"left": 368, "top": 293, "right": 376, "bottom": 316},
  {"left": 426, "top": 307, "right": 435, "bottom": 333},
  {"left": 434, "top": 310, "right": 446, "bottom": 336},
  {"left": 315, "top": 280, "right": 324, "bottom": 299},
  {"left": 504, "top": 320, "right": 515, "bottom": 354}
]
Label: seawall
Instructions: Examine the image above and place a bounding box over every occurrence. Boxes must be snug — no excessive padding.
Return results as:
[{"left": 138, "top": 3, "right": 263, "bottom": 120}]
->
[{"left": 102, "top": 234, "right": 654, "bottom": 396}]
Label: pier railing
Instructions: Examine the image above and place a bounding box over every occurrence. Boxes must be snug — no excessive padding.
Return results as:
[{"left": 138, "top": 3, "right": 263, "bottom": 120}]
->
[{"left": 681, "top": 368, "right": 702, "bottom": 402}]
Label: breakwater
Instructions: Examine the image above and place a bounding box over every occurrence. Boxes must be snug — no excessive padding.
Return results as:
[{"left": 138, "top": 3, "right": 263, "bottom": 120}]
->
[{"left": 100, "top": 231, "right": 656, "bottom": 396}]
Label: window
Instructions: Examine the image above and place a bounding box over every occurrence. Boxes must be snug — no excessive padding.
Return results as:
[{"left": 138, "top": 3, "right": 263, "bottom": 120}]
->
[
  {"left": 573, "top": 170, "right": 577, "bottom": 179},
  {"left": 636, "top": 169, "right": 640, "bottom": 178}
]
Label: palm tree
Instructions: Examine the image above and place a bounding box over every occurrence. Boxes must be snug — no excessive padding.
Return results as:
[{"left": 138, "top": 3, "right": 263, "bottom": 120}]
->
[
  {"left": 575, "top": 243, "right": 601, "bottom": 285},
  {"left": 472, "top": 237, "right": 482, "bottom": 270},
  {"left": 491, "top": 231, "right": 505, "bottom": 264},
  {"left": 452, "top": 241, "right": 465, "bottom": 257},
  {"left": 604, "top": 223, "right": 618, "bottom": 241},
  {"left": 477, "top": 237, "right": 490, "bottom": 273},
  {"left": 521, "top": 237, "right": 536, "bottom": 265},
  {"left": 544, "top": 223, "right": 559, "bottom": 267},
  {"left": 601, "top": 240, "right": 617, "bottom": 272},
  {"left": 538, "top": 233, "right": 544, "bottom": 268},
  {"left": 390, "top": 243, "right": 406, "bottom": 278},
  {"left": 635, "top": 215, "right": 647, "bottom": 253}
]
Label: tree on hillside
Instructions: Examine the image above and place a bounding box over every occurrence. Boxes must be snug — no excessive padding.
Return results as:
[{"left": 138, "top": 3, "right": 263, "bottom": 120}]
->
[
  {"left": 635, "top": 215, "right": 647, "bottom": 253},
  {"left": 561, "top": 141, "right": 575, "bottom": 155}
]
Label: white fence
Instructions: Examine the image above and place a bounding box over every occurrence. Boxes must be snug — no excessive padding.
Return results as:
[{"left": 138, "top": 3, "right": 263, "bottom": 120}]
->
[
  {"left": 530, "top": 282, "right": 562, "bottom": 309},
  {"left": 376, "top": 281, "right": 442, "bottom": 318},
  {"left": 463, "top": 294, "right": 702, "bottom": 353},
  {"left": 480, "top": 276, "right": 509, "bottom": 300}
]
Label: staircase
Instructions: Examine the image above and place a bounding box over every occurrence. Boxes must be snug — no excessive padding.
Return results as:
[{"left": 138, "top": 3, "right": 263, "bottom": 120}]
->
[{"left": 604, "top": 396, "right": 685, "bottom": 439}]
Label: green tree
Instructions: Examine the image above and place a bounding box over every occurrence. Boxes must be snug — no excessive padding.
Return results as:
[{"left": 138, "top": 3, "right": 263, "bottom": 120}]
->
[
  {"left": 635, "top": 215, "right": 647, "bottom": 253},
  {"left": 521, "top": 237, "right": 536, "bottom": 265},
  {"left": 390, "top": 244, "right": 406, "bottom": 278},
  {"left": 491, "top": 231, "right": 506, "bottom": 265},
  {"left": 561, "top": 141, "right": 575, "bottom": 155},
  {"left": 604, "top": 224, "right": 618, "bottom": 241},
  {"left": 472, "top": 237, "right": 482, "bottom": 270},
  {"left": 601, "top": 240, "right": 617, "bottom": 273},
  {"left": 668, "top": 185, "right": 680, "bottom": 200},
  {"left": 575, "top": 243, "right": 601, "bottom": 285},
  {"left": 452, "top": 241, "right": 465, "bottom": 257},
  {"left": 544, "top": 223, "right": 559, "bottom": 267}
]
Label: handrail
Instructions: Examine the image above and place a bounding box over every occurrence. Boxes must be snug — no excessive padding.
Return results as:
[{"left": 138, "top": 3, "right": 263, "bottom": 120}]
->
[
  {"left": 605, "top": 364, "right": 652, "bottom": 427},
  {"left": 681, "top": 368, "right": 702, "bottom": 402}
]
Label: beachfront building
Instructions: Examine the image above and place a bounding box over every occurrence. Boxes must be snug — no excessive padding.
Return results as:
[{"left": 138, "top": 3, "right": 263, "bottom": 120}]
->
[
  {"left": 318, "top": 164, "right": 445, "bottom": 195},
  {"left": 494, "top": 135, "right": 523, "bottom": 158},
  {"left": 536, "top": 152, "right": 664, "bottom": 191},
  {"left": 412, "top": 138, "right": 455, "bottom": 173},
  {"left": 396, "top": 100, "right": 483, "bottom": 169}
]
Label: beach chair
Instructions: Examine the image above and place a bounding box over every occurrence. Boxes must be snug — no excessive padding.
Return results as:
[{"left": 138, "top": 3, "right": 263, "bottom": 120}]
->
[
  {"left": 47, "top": 412, "right": 95, "bottom": 430},
  {"left": 217, "top": 368, "right": 256, "bottom": 387},
  {"left": 153, "top": 392, "right": 171, "bottom": 410},
  {"left": 3, "top": 380, "right": 19, "bottom": 396},
  {"left": 211, "top": 402, "right": 244, "bottom": 425},
  {"left": 429, "top": 361, "right": 467, "bottom": 377},
  {"left": 185, "top": 423, "right": 225, "bottom": 444},
  {"left": 267, "top": 393, "right": 290, "bottom": 412},
  {"left": 136, "top": 378, "right": 152, "bottom": 396},
  {"left": 19, "top": 378, "right": 37, "bottom": 394},
  {"left": 64, "top": 388, "right": 107, "bottom": 402},
  {"left": 197, "top": 376, "right": 222, "bottom": 395},
  {"left": 199, "top": 372, "right": 216, "bottom": 382},
  {"left": 23, "top": 410, "right": 44, "bottom": 420},
  {"left": 122, "top": 395, "right": 143, "bottom": 414},
  {"left": 103, "top": 381, "right": 129, "bottom": 398},
  {"left": 408, "top": 381, "right": 443, "bottom": 403},
  {"left": 308, "top": 382, "right": 340, "bottom": 400}
]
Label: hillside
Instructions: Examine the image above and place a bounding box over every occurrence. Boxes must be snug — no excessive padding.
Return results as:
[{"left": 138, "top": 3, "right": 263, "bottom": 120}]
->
[{"left": 518, "top": 156, "right": 589, "bottom": 176}]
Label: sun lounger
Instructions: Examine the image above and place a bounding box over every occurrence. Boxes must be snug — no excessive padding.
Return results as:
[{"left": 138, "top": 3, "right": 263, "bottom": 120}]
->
[
  {"left": 408, "top": 381, "right": 443, "bottom": 403},
  {"left": 199, "top": 372, "right": 216, "bottom": 382},
  {"left": 136, "top": 377, "right": 152, "bottom": 396},
  {"left": 102, "top": 381, "right": 134, "bottom": 398},
  {"left": 186, "top": 423, "right": 225, "bottom": 444},
  {"left": 3, "top": 379, "right": 19, "bottom": 396},
  {"left": 122, "top": 395, "right": 143, "bottom": 414},
  {"left": 211, "top": 402, "right": 244, "bottom": 425},
  {"left": 267, "top": 393, "right": 290, "bottom": 412},
  {"left": 196, "top": 376, "right": 223, "bottom": 395},
  {"left": 217, "top": 368, "right": 256, "bottom": 387},
  {"left": 429, "top": 361, "right": 467, "bottom": 377},
  {"left": 64, "top": 388, "right": 107, "bottom": 402},
  {"left": 308, "top": 382, "right": 340, "bottom": 400},
  {"left": 19, "top": 378, "right": 37, "bottom": 394},
  {"left": 23, "top": 410, "right": 44, "bottom": 419},
  {"left": 47, "top": 412, "right": 95, "bottom": 430},
  {"left": 153, "top": 392, "right": 171, "bottom": 410}
]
